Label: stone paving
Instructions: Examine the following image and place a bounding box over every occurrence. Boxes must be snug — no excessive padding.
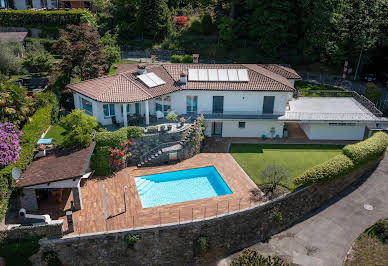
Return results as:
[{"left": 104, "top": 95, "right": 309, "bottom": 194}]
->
[{"left": 38, "top": 153, "right": 260, "bottom": 235}]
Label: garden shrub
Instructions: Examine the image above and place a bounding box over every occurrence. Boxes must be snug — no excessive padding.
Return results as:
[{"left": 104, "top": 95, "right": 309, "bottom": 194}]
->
[
  {"left": 293, "top": 154, "right": 354, "bottom": 187},
  {"left": 343, "top": 132, "right": 388, "bottom": 165},
  {"left": 182, "top": 54, "right": 193, "bottom": 63},
  {"left": 365, "top": 219, "right": 388, "bottom": 244},
  {"left": 59, "top": 110, "right": 97, "bottom": 148},
  {"left": 124, "top": 234, "right": 140, "bottom": 249},
  {"left": 0, "top": 10, "right": 86, "bottom": 27},
  {"left": 25, "top": 38, "right": 58, "bottom": 53},
  {"left": 364, "top": 83, "right": 381, "bottom": 104},
  {"left": 193, "top": 236, "right": 209, "bottom": 256},
  {"left": 0, "top": 237, "right": 40, "bottom": 266},
  {"left": 171, "top": 54, "right": 183, "bottom": 63},
  {"left": 231, "top": 248, "right": 289, "bottom": 266},
  {"left": 146, "top": 126, "right": 158, "bottom": 133},
  {"left": 42, "top": 250, "right": 62, "bottom": 266}
]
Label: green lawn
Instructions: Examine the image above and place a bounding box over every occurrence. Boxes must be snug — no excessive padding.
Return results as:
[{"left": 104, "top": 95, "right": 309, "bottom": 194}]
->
[
  {"left": 229, "top": 144, "right": 344, "bottom": 190},
  {"left": 45, "top": 124, "right": 66, "bottom": 147}
]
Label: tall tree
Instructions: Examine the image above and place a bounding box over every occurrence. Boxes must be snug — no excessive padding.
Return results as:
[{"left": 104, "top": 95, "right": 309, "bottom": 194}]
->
[
  {"left": 137, "top": 0, "right": 172, "bottom": 40},
  {"left": 54, "top": 24, "right": 107, "bottom": 81}
]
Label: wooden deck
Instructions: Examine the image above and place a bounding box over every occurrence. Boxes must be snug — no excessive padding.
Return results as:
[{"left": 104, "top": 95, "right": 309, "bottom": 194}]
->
[{"left": 37, "top": 153, "right": 260, "bottom": 235}]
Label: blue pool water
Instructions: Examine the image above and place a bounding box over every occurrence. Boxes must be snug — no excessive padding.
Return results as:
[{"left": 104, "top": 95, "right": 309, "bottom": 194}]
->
[{"left": 135, "top": 166, "right": 232, "bottom": 208}]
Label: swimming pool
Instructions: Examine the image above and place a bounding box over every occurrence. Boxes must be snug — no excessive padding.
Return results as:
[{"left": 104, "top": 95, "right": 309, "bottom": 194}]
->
[{"left": 135, "top": 166, "right": 232, "bottom": 208}]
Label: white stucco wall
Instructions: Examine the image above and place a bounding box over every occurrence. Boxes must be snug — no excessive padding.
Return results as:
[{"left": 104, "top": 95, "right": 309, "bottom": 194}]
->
[
  {"left": 170, "top": 90, "right": 290, "bottom": 115},
  {"left": 204, "top": 120, "right": 284, "bottom": 138},
  {"left": 300, "top": 123, "right": 367, "bottom": 140},
  {"left": 73, "top": 93, "right": 154, "bottom": 126}
]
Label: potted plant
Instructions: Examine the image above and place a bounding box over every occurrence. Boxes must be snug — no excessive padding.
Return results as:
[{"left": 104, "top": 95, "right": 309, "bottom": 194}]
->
[
  {"left": 179, "top": 117, "right": 186, "bottom": 127},
  {"left": 160, "top": 125, "right": 167, "bottom": 132},
  {"left": 165, "top": 111, "right": 177, "bottom": 131}
]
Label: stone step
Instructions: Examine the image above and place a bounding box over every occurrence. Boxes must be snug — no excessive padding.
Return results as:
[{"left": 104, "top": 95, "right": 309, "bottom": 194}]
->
[{"left": 137, "top": 179, "right": 151, "bottom": 190}]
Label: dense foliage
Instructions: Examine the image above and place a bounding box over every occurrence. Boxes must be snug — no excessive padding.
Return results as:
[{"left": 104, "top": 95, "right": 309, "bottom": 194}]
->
[
  {"left": 0, "top": 83, "right": 35, "bottom": 127},
  {"left": 293, "top": 154, "right": 355, "bottom": 187},
  {"left": 53, "top": 24, "right": 107, "bottom": 81},
  {"left": 0, "top": 103, "right": 54, "bottom": 219},
  {"left": 59, "top": 110, "right": 97, "bottom": 148},
  {"left": 0, "top": 10, "right": 86, "bottom": 26},
  {"left": 364, "top": 83, "right": 381, "bottom": 104},
  {"left": 342, "top": 132, "right": 388, "bottom": 165},
  {"left": 109, "top": 139, "right": 132, "bottom": 171},
  {"left": 23, "top": 40, "right": 55, "bottom": 73},
  {"left": 0, "top": 123, "right": 22, "bottom": 167},
  {"left": 365, "top": 219, "right": 388, "bottom": 244},
  {"left": 92, "top": 126, "right": 143, "bottom": 175},
  {"left": 0, "top": 41, "right": 24, "bottom": 76},
  {"left": 231, "top": 248, "right": 290, "bottom": 266},
  {"left": 0, "top": 237, "right": 40, "bottom": 266},
  {"left": 193, "top": 236, "right": 209, "bottom": 256}
]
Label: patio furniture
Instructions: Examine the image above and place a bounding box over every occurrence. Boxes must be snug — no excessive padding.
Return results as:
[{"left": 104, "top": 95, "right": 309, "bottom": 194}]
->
[
  {"left": 150, "top": 114, "right": 157, "bottom": 122},
  {"left": 111, "top": 116, "right": 120, "bottom": 127},
  {"left": 37, "top": 138, "right": 53, "bottom": 145}
]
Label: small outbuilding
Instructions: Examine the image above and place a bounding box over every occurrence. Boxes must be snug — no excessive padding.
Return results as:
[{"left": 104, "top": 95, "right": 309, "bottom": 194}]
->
[
  {"left": 16, "top": 143, "right": 95, "bottom": 212},
  {"left": 0, "top": 32, "right": 28, "bottom": 44}
]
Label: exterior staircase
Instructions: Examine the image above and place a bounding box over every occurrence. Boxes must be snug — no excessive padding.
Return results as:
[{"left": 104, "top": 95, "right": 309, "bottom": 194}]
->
[{"left": 137, "top": 125, "right": 196, "bottom": 167}]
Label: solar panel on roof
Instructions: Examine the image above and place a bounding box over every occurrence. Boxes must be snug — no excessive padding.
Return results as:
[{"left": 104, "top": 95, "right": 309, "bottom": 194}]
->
[
  {"left": 208, "top": 69, "right": 218, "bottom": 81},
  {"left": 187, "top": 68, "right": 249, "bottom": 82},
  {"left": 188, "top": 69, "right": 198, "bottom": 81},
  {"left": 146, "top": 72, "right": 166, "bottom": 86},
  {"left": 237, "top": 69, "right": 249, "bottom": 81},
  {"left": 218, "top": 69, "right": 228, "bottom": 81},
  {"left": 228, "top": 69, "right": 239, "bottom": 81},
  {"left": 138, "top": 74, "right": 157, "bottom": 87},
  {"left": 198, "top": 69, "right": 208, "bottom": 81}
]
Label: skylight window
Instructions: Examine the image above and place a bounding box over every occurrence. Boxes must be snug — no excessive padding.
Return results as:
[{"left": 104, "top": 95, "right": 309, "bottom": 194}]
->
[
  {"left": 187, "top": 69, "right": 249, "bottom": 82},
  {"left": 138, "top": 72, "right": 166, "bottom": 88}
]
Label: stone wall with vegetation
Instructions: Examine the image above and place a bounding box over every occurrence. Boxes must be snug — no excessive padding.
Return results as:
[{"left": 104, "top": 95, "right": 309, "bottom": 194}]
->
[
  {"left": 31, "top": 157, "right": 382, "bottom": 265},
  {"left": 0, "top": 221, "right": 63, "bottom": 242}
]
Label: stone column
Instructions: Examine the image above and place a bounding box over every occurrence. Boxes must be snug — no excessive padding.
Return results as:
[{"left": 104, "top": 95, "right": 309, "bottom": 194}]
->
[
  {"left": 72, "top": 186, "right": 83, "bottom": 210},
  {"left": 20, "top": 188, "right": 38, "bottom": 211},
  {"left": 145, "top": 100, "right": 150, "bottom": 125},
  {"left": 123, "top": 103, "right": 128, "bottom": 127}
]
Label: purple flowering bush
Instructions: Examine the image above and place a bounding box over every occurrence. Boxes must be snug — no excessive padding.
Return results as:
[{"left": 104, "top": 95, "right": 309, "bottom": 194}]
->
[{"left": 0, "top": 122, "right": 22, "bottom": 167}]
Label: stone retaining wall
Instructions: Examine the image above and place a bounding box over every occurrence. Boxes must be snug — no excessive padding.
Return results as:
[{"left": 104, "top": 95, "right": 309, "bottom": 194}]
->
[
  {"left": 0, "top": 221, "right": 63, "bottom": 242},
  {"left": 129, "top": 125, "right": 191, "bottom": 163},
  {"left": 31, "top": 158, "right": 382, "bottom": 265}
]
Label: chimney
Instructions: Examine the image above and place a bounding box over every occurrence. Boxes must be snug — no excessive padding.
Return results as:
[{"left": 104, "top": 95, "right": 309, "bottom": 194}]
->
[
  {"left": 179, "top": 72, "right": 187, "bottom": 84},
  {"left": 192, "top": 54, "right": 199, "bottom": 64},
  {"left": 137, "top": 64, "right": 146, "bottom": 75}
]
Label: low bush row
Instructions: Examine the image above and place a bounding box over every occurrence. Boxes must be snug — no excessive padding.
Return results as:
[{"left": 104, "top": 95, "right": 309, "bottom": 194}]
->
[
  {"left": 343, "top": 132, "right": 388, "bottom": 165},
  {"left": 0, "top": 103, "right": 54, "bottom": 219},
  {"left": 0, "top": 10, "right": 86, "bottom": 27},
  {"left": 94, "top": 126, "right": 143, "bottom": 148},
  {"left": 25, "top": 38, "right": 57, "bottom": 53},
  {"left": 293, "top": 154, "right": 354, "bottom": 186},
  {"left": 294, "top": 132, "right": 388, "bottom": 187}
]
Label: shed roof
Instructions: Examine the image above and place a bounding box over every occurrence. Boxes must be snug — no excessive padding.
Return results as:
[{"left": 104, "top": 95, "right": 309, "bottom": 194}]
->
[
  {"left": 0, "top": 32, "right": 28, "bottom": 43},
  {"left": 16, "top": 143, "right": 95, "bottom": 188}
]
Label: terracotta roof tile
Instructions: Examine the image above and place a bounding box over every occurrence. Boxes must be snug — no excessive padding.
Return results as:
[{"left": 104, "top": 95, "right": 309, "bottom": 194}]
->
[
  {"left": 261, "top": 64, "right": 301, "bottom": 79},
  {"left": 16, "top": 143, "right": 95, "bottom": 188},
  {"left": 68, "top": 63, "right": 297, "bottom": 103}
]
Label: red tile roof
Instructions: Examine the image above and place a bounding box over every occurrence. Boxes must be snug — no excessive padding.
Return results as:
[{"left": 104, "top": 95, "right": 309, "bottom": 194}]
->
[
  {"left": 68, "top": 63, "right": 297, "bottom": 103},
  {"left": 0, "top": 32, "right": 28, "bottom": 43},
  {"left": 261, "top": 64, "right": 301, "bottom": 79},
  {"left": 16, "top": 143, "right": 95, "bottom": 188}
]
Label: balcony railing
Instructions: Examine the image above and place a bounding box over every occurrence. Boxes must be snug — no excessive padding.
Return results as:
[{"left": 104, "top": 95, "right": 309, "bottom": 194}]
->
[{"left": 200, "top": 111, "right": 283, "bottom": 120}]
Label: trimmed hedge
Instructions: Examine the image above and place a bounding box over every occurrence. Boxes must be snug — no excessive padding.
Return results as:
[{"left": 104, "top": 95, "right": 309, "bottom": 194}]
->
[
  {"left": 0, "top": 10, "right": 86, "bottom": 27},
  {"left": 343, "top": 132, "right": 388, "bottom": 165},
  {"left": 94, "top": 126, "right": 143, "bottom": 148},
  {"left": 293, "top": 154, "right": 355, "bottom": 187},
  {"left": 92, "top": 126, "right": 143, "bottom": 176},
  {"left": 0, "top": 103, "right": 53, "bottom": 220},
  {"left": 25, "top": 37, "right": 58, "bottom": 53}
]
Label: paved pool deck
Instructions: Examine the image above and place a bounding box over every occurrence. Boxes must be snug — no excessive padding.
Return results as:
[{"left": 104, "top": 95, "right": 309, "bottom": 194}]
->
[{"left": 37, "top": 153, "right": 260, "bottom": 235}]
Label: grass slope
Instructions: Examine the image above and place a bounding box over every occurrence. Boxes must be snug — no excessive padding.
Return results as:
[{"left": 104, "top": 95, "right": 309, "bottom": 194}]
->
[
  {"left": 229, "top": 144, "right": 343, "bottom": 190},
  {"left": 45, "top": 124, "right": 66, "bottom": 147}
]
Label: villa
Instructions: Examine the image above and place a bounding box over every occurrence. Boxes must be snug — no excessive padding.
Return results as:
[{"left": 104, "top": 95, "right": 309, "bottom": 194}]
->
[{"left": 68, "top": 63, "right": 387, "bottom": 140}]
